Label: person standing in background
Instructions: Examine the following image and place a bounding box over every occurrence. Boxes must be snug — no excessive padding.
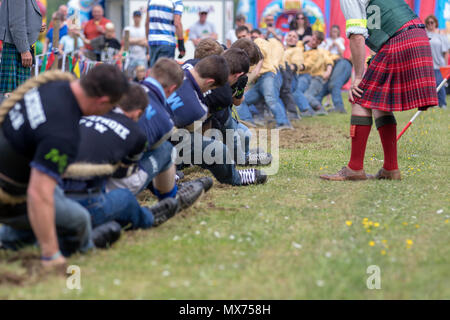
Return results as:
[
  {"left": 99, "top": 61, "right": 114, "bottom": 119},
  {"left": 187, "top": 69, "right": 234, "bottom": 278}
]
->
[
  {"left": 189, "top": 6, "right": 218, "bottom": 47},
  {"left": 289, "top": 12, "right": 312, "bottom": 43},
  {"left": 124, "top": 11, "right": 148, "bottom": 77},
  {"left": 226, "top": 14, "right": 247, "bottom": 48},
  {"left": 0, "top": 0, "right": 44, "bottom": 97},
  {"left": 82, "top": 5, "right": 111, "bottom": 61},
  {"left": 425, "top": 14, "right": 450, "bottom": 109},
  {"left": 146, "top": 0, "right": 185, "bottom": 66}
]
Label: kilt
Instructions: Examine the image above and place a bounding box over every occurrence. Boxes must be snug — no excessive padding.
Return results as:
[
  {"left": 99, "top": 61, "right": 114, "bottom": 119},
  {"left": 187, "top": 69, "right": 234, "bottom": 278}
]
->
[
  {"left": 355, "top": 19, "right": 438, "bottom": 112},
  {"left": 0, "top": 43, "right": 32, "bottom": 94}
]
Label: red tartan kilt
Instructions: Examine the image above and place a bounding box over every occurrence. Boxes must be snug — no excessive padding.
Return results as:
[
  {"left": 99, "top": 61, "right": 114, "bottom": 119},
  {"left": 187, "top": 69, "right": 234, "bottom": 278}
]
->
[{"left": 355, "top": 24, "right": 439, "bottom": 112}]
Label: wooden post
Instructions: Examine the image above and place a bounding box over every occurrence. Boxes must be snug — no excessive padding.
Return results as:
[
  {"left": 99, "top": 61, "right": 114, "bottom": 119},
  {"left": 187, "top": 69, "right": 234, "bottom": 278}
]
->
[
  {"left": 124, "top": 30, "right": 130, "bottom": 52},
  {"left": 52, "top": 17, "right": 61, "bottom": 70}
]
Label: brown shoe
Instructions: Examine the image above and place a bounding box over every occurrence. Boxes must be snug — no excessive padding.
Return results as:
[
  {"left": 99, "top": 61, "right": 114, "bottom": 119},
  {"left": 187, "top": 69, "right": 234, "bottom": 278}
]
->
[
  {"left": 373, "top": 168, "right": 401, "bottom": 180},
  {"left": 320, "top": 166, "right": 368, "bottom": 181}
]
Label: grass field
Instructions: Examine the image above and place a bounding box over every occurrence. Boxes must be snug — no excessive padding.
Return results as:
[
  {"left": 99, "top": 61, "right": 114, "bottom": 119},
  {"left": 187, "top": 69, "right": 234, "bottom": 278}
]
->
[{"left": 0, "top": 100, "right": 449, "bottom": 299}]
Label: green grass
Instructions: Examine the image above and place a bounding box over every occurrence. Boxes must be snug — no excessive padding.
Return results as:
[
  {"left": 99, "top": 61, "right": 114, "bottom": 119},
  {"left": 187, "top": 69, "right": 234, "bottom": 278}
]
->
[{"left": 0, "top": 101, "right": 449, "bottom": 299}]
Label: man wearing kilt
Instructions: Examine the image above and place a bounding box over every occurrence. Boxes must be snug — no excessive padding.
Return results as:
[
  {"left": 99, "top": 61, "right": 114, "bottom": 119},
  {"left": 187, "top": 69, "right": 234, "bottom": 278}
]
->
[
  {"left": 321, "top": 0, "right": 438, "bottom": 181},
  {"left": 0, "top": 0, "right": 44, "bottom": 96}
]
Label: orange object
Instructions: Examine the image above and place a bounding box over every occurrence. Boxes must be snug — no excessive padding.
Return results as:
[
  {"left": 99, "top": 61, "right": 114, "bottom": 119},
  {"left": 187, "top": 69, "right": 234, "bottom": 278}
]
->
[{"left": 439, "top": 66, "right": 450, "bottom": 80}]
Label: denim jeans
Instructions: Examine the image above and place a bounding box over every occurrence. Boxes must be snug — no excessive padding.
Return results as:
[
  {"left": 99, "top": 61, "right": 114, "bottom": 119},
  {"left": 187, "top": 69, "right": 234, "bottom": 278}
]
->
[
  {"left": 149, "top": 45, "right": 175, "bottom": 67},
  {"left": 292, "top": 74, "right": 314, "bottom": 112},
  {"left": 0, "top": 186, "right": 94, "bottom": 256},
  {"left": 434, "top": 69, "right": 447, "bottom": 108},
  {"left": 237, "top": 72, "right": 289, "bottom": 126},
  {"left": 305, "top": 76, "right": 326, "bottom": 109},
  {"left": 107, "top": 141, "right": 175, "bottom": 195},
  {"left": 68, "top": 189, "right": 153, "bottom": 230},
  {"left": 175, "top": 132, "right": 242, "bottom": 185},
  {"left": 222, "top": 113, "right": 251, "bottom": 164},
  {"left": 316, "top": 59, "right": 352, "bottom": 111},
  {"left": 280, "top": 67, "right": 299, "bottom": 116}
]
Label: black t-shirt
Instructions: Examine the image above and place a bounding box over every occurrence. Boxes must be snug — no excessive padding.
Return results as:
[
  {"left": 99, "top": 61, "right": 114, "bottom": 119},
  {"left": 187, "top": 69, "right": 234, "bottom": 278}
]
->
[
  {"left": 298, "top": 27, "right": 313, "bottom": 41},
  {"left": 1, "top": 81, "right": 82, "bottom": 184},
  {"left": 75, "top": 109, "right": 147, "bottom": 168},
  {"left": 62, "top": 109, "right": 147, "bottom": 192}
]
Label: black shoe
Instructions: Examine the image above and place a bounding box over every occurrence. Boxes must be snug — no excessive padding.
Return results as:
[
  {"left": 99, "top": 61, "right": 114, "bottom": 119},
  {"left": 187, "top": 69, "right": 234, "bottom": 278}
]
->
[
  {"left": 238, "top": 169, "right": 268, "bottom": 186},
  {"left": 91, "top": 221, "right": 122, "bottom": 249},
  {"left": 176, "top": 181, "right": 204, "bottom": 210},
  {"left": 178, "top": 177, "right": 214, "bottom": 193},
  {"left": 148, "top": 198, "right": 180, "bottom": 227},
  {"left": 245, "top": 152, "right": 273, "bottom": 166}
]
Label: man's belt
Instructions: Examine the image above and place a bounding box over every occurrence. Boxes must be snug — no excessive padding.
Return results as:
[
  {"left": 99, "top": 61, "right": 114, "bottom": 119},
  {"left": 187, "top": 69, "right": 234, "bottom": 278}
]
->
[
  {"left": 64, "top": 187, "right": 102, "bottom": 196},
  {"left": 393, "top": 24, "right": 426, "bottom": 38}
]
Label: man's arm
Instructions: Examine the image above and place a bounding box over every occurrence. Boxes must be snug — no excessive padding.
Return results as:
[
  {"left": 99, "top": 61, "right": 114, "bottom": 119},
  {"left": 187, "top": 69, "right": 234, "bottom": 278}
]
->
[
  {"left": 174, "top": 14, "right": 185, "bottom": 57},
  {"left": 348, "top": 34, "right": 366, "bottom": 100},
  {"left": 27, "top": 168, "right": 66, "bottom": 267},
  {"left": 9, "top": 0, "right": 33, "bottom": 67}
]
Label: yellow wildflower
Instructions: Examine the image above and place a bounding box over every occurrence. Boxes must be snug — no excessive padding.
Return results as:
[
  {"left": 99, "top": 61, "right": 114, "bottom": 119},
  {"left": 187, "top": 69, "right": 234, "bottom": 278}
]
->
[
  {"left": 369, "top": 241, "right": 375, "bottom": 247},
  {"left": 345, "top": 221, "right": 352, "bottom": 227}
]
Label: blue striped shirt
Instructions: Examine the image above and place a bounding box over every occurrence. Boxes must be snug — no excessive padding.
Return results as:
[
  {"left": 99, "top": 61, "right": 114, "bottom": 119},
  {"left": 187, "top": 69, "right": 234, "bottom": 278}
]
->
[{"left": 147, "top": 0, "right": 183, "bottom": 46}]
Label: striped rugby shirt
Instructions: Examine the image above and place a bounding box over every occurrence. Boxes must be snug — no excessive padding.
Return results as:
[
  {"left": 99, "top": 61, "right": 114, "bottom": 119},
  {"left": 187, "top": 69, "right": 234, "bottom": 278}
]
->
[{"left": 147, "top": 0, "right": 183, "bottom": 46}]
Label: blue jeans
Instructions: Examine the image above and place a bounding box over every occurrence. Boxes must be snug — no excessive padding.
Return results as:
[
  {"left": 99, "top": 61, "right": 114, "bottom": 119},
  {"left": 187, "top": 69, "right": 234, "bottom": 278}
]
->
[
  {"left": 434, "top": 69, "right": 447, "bottom": 108},
  {"left": 223, "top": 112, "right": 251, "bottom": 164},
  {"left": 175, "top": 132, "right": 242, "bottom": 185},
  {"left": 316, "top": 59, "right": 352, "bottom": 111},
  {"left": 149, "top": 45, "right": 175, "bottom": 67},
  {"left": 305, "top": 76, "right": 326, "bottom": 109},
  {"left": 0, "top": 186, "right": 94, "bottom": 256},
  {"left": 237, "top": 72, "right": 289, "bottom": 126},
  {"left": 292, "top": 74, "right": 314, "bottom": 112},
  {"left": 138, "top": 141, "right": 175, "bottom": 193},
  {"left": 68, "top": 189, "right": 153, "bottom": 230}
]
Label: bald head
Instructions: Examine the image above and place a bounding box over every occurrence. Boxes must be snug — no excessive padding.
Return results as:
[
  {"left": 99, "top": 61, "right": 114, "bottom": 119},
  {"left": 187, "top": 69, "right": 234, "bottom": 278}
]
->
[{"left": 92, "top": 5, "right": 104, "bottom": 21}]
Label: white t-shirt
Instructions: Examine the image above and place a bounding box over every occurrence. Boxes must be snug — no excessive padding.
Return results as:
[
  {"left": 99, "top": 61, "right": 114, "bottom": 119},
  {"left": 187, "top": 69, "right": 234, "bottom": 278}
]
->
[
  {"left": 226, "top": 29, "right": 237, "bottom": 45},
  {"left": 320, "top": 37, "right": 346, "bottom": 55},
  {"left": 189, "top": 21, "right": 216, "bottom": 41},
  {"left": 59, "top": 35, "right": 84, "bottom": 54},
  {"left": 124, "top": 25, "right": 147, "bottom": 60}
]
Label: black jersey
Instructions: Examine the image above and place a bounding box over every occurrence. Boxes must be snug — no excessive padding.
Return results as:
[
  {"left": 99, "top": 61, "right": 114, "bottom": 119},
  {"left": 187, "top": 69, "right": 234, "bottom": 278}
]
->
[{"left": 1, "top": 81, "right": 82, "bottom": 184}]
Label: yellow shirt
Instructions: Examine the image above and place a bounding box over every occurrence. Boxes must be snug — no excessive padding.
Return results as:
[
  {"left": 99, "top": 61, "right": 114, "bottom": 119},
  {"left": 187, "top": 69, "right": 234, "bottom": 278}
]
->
[
  {"left": 302, "top": 48, "right": 334, "bottom": 77},
  {"left": 268, "top": 38, "right": 285, "bottom": 69},
  {"left": 254, "top": 38, "right": 277, "bottom": 75},
  {"left": 284, "top": 44, "right": 304, "bottom": 73}
]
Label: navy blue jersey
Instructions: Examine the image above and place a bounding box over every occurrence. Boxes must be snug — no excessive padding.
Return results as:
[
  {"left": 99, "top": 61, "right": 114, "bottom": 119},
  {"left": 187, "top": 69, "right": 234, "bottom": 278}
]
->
[
  {"left": 1, "top": 81, "right": 82, "bottom": 183},
  {"left": 168, "top": 69, "right": 208, "bottom": 128},
  {"left": 182, "top": 59, "right": 199, "bottom": 71},
  {"left": 139, "top": 77, "right": 175, "bottom": 149}
]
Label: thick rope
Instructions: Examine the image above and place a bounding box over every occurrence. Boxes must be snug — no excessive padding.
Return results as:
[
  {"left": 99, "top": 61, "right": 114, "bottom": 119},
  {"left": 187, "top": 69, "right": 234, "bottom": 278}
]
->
[
  {"left": 0, "top": 71, "right": 76, "bottom": 126},
  {"left": 63, "top": 163, "right": 118, "bottom": 179}
]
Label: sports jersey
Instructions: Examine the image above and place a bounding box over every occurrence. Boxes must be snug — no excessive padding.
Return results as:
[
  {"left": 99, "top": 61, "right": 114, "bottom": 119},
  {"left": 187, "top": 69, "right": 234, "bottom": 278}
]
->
[
  {"left": 147, "top": 0, "right": 183, "bottom": 46},
  {"left": 62, "top": 108, "right": 147, "bottom": 192},
  {"left": 1, "top": 81, "right": 82, "bottom": 185},
  {"left": 139, "top": 77, "right": 175, "bottom": 149},
  {"left": 168, "top": 69, "right": 208, "bottom": 128}
]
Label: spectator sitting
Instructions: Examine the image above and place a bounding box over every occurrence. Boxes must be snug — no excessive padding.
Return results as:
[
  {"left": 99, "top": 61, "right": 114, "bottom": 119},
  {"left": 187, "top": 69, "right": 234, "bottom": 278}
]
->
[
  {"left": 80, "top": 22, "right": 122, "bottom": 63},
  {"left": 82, "top": 5, "right": 112, "bottom": 60},
  {"left": 320, "top": 25, "right": 345, "bottom": 57},
  {"left": 260, "top": 15, "right": 283, "bottom": 42},
  {"left": 289, "top": 12, "right": 312, "bottom": 42},
  {"left": 189, "top": 6, "right": 218, "bottom": 47},
  {"left": 59, "top": 25, "right": 84, "bottom": 55},
  {"left": 226, "top": 14, "right": 247, "bottom": 48},
  {"left": 124, "top": 10, "right": 148, "bottom": 78}
]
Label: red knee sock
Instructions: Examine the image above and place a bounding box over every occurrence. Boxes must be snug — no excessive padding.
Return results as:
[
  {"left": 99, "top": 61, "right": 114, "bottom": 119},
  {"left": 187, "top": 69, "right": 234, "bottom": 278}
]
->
[
  {"left": 348, "top": 123, "right": 372, "bottom": 171},
  {"left": 378, "top": 123, "right": 398, "bottom": 171}
]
